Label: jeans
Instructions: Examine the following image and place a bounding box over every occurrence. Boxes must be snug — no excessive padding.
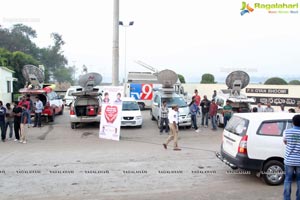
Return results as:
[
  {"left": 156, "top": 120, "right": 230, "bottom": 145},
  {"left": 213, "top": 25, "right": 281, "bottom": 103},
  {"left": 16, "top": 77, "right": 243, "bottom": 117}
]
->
[
  {"left": 191, "top": 115, "right": 198, "bottom": 130},
  {"left": 160, "top": 118, "right": 169, "bottom": 133},
  {"left": 224, "top": 115, "right": 231, "bottom": 127},
  {"left": 201, "top": 112, "right": 209, "bottom": 126},
  {"left": 5, "top": 121, "right": 14, "bottom": 138},
  {"left": 284, "top": 165, "right": 300, "bottom": 200},
  {"left": 34, "top": 113, "right": 42, "bottom": 127},
  {"left": 211, "top": 115, "right": 217, "bottom": 130},
  {"left": 0, "top": 121, "right": 6, "bottom": 140}
]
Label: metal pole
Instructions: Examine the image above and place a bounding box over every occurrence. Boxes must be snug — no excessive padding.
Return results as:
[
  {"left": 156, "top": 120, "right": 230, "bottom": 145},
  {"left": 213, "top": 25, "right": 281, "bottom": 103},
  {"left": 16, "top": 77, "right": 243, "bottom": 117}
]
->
[
  {"left": 124, "top": 26, "right": 127, "bottom": 83},
  {"left": 112, "top": 0, "right": 120, "bottom": 86}
]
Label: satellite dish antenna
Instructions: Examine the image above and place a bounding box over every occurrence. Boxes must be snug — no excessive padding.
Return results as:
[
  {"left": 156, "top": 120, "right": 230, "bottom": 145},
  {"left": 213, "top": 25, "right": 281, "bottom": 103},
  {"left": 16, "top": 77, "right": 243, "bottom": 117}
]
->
[
  {"left": 157, "top": 69, "right": 178, "bottom": 88},
  {"left": 22, "top": 64, "right": 45, "bottom": 89},
  {"left": 225, "top": 71, "right": 250, "bottom": 96},
  {"left": 78, "top": 72, "right": 102, "bottom": 91}
]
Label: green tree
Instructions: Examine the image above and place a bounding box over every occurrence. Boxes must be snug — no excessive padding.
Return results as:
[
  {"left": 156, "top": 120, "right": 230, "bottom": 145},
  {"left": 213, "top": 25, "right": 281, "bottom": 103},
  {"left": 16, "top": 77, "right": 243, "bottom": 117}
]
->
[
  {"left": 201, "top": 73, "right": 216, "bottom": 84},
  {"left": 289, "top": 80, "right": 300, "bottom": 85},
  {"left": 53, "top": 67, "right": 74, "bottom": 84},
  {"left": 264, "top": 77, "right": 288, "bottom": 85},
  {"left": 178, "top": 74, "right": 186, "bottom": 83}
]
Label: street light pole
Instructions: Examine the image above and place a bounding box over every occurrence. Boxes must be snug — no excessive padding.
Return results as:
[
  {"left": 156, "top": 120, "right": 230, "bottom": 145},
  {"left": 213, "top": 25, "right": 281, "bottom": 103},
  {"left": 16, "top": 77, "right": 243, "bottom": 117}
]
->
[{"left": 119, "top": 21, "right": 134, "bottom": 83}]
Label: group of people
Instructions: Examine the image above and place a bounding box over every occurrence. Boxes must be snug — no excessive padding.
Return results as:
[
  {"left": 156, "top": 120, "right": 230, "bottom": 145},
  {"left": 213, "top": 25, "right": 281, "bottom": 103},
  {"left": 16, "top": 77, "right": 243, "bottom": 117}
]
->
[{"left": 0, "top": 94, "right": 44, "bottom": 144}]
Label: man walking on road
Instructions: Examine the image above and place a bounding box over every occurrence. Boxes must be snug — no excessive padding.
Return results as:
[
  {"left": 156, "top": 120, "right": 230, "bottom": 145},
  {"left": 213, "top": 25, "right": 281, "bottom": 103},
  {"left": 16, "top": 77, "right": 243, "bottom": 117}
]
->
[
  {"left": 33, "top": 96, "right": 43, "bottom": 127},
  {"left": 283, "top": 114, "right": 300, "bottom": 200},
  {"left": 163, "top": 104, "right": 181, "bottom": 151}
]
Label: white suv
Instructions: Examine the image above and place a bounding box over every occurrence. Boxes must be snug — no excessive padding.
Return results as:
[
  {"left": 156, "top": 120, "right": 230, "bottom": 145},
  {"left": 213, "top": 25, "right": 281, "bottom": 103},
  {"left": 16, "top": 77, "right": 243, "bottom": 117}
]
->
[{"left": 216, "top": 112, "right": 296, "bottom": 185}]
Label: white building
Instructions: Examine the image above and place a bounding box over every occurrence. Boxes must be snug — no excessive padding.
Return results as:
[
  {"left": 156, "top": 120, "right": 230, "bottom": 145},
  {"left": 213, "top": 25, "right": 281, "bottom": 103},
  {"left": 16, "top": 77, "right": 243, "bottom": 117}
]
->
[{"left": 0, "top": 66, "right": 16, "bottom": 104}]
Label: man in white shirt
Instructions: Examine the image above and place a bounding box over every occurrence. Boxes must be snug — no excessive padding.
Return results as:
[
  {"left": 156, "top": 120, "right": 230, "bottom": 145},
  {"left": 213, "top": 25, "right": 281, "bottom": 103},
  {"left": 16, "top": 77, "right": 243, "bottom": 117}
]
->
[
  {"left": 163, "top": 104, "right": 181, "bottom": 151},
  {"left": 257, "top": 102, "right": 264, "bottom": 112},
  {"left": 33, "top": 96, "right": 43, "bottom": 127}
]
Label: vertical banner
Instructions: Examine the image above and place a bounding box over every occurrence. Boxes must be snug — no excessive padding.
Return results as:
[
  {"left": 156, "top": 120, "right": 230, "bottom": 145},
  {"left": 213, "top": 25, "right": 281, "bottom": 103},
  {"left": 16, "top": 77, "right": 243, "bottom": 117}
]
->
[{"left": 99, "top": 86, "right": 124, "bottom": 141}]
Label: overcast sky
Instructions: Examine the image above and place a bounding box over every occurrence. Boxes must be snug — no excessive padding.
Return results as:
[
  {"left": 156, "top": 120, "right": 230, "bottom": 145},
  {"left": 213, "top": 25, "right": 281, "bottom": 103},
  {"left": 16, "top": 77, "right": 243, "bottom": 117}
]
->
[{"left": 1, "top": 0, "right": 300, "bottom": 83}]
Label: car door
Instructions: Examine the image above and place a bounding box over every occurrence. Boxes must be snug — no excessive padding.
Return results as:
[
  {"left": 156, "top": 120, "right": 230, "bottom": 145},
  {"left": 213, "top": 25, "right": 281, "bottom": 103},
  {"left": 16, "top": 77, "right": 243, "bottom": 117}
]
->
[{"left": 152, "top": 94, "right": 161, "bottom": 120}]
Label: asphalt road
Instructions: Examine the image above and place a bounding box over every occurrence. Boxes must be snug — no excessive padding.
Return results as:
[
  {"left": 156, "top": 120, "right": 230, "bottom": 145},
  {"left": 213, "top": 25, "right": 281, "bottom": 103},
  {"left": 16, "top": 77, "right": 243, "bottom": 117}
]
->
[{"left": 0, "top": 109, "right": 296, "bottom": 200}]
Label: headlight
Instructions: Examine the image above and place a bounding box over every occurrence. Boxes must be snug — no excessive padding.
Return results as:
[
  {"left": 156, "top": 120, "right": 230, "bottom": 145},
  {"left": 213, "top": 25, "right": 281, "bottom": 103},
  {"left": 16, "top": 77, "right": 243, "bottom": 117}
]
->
[{"left": 136, "top": 116, "right": 142, "bottom": 120}]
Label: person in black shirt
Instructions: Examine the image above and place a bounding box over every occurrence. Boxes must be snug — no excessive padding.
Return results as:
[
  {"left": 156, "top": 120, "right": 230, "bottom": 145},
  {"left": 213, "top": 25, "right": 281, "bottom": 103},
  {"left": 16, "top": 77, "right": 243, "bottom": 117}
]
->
[{"left": 12, "top": 101, "right": 22, "bottom": 141}]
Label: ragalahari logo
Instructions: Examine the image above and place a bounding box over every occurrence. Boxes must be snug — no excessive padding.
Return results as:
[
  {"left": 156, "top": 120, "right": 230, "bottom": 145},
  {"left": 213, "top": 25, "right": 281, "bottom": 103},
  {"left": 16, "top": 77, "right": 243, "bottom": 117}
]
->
[{"left": 241, "top": 2, "right": 254, "bottom": 15}]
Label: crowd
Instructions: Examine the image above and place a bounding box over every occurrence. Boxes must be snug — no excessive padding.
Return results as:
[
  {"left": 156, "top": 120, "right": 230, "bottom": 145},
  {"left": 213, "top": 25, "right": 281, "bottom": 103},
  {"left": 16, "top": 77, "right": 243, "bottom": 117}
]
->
[
  {"left": 0, "top": 94, "right": 44, "bottom": 144},
  {"left": 161, "top": 88, "right": 300, "bottom": 151}
]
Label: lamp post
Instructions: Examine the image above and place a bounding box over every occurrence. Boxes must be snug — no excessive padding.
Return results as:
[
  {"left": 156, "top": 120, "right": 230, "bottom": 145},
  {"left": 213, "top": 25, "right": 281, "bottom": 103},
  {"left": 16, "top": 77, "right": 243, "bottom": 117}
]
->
[{"left": 119, "top": 21, "right": 134, "bottom": 83}]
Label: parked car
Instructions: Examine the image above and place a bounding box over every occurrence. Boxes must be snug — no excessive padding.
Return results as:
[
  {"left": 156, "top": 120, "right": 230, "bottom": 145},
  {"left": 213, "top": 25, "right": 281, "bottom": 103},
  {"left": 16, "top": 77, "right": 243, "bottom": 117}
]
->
[
  {"left": 121, "top": 97, "right": 143, "bottom": 128},
  {"left": 63, "top": 86, "right": 83, "bottom": 107},
  {"left": 151, "top": 89, "right": 191, "bottom": 128},
  {"left": 216, "top": 112, "right": 296, "bottom": 185},
  {"left": 19, "top": 88, "right": 64, "bottom": 122},
  {"left": 69, "top": 90, "right": 102, "bottom": 129}
]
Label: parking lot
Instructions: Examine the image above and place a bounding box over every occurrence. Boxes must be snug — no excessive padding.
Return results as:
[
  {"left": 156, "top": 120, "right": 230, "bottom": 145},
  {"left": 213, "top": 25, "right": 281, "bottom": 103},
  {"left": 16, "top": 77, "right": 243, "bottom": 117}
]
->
[{"left": 0, "top": 109, "right": 296, "bottom": 200}]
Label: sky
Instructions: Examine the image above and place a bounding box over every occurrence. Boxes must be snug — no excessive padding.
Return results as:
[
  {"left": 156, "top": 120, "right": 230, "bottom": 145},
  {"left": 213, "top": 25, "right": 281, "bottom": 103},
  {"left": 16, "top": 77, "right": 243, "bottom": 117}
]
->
[{"left": 1, "top": 0, "right": 300, "bottom": 83}]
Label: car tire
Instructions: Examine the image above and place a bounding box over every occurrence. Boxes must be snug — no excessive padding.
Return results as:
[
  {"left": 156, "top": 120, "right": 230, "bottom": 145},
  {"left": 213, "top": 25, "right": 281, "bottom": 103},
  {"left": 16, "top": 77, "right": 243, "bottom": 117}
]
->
[
  {"left": 59, "top": 106, "right": 64, "bottom": 115},
  {"left": 71, "top": 123, "right": 76, "bottom": 129},
  {"left": 262, "top": 160, "right": 285, "bottom": 186},
  {"left": 150, "top": 110, "right": 155, "bottom": 121},
  {"left": 217, "top": 116, "right": 223, "bottom": 128},
  {"left": 137, "top": 125, "right": 142, "bottom": 128}
]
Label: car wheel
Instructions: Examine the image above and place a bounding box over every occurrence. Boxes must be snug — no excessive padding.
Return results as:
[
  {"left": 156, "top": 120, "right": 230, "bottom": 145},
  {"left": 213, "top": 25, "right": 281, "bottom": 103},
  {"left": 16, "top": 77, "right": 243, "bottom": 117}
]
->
[
  {"left": 59, "top": 106, "right": 64, "bottom": 115},
  {"left": 186, "top": 125, "right": 192, "bottom": 129},
  {"left": 150, "top": 110, "right": 155, "bottom": 121},
  {"left": 217, "top": 116, "right": 223, "bottom": 128},
  {"left": 137, "top": 125, "right": 142, "bottom": 128},
  {"left": 262, "top": 160, "right": 285, "bottom": 186},
  {"left": 71, "top": 123, "right": 76, "bottom": 129}
]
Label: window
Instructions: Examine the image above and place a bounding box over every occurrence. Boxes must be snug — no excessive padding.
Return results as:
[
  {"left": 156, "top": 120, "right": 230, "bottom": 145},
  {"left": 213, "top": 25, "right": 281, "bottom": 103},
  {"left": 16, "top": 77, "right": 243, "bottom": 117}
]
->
[
  {"left": 257, "top": 121, "right": 286, "bottom": 136},
  {"left": 225, "top": 116, "right": 249, "bottom": 136},
  {"left": 216, "top": 98, "right": 224, "bottom": 107},
  {"left": 7, "top": 81, "right": 11, "bottom": 93}
]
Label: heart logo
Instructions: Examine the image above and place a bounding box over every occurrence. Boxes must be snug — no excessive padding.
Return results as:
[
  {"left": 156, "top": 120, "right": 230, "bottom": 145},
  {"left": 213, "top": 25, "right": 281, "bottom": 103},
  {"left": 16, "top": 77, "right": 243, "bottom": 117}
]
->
[{"left": 104, "top": 105, "right": 118, "bottom": 124}]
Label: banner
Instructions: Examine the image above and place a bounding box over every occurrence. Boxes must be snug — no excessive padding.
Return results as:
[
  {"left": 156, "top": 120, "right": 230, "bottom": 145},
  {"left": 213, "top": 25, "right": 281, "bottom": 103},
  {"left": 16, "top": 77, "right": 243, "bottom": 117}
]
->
[{"left": 99, "top": 86, "right": 124, "bottom": 141}]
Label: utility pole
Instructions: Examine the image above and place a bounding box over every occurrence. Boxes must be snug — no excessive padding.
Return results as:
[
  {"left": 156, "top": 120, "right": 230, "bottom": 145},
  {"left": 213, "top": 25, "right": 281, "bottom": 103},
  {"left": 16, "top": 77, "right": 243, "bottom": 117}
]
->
[{"left": 112, "top": 0, "right": 120, "bottom": 86}]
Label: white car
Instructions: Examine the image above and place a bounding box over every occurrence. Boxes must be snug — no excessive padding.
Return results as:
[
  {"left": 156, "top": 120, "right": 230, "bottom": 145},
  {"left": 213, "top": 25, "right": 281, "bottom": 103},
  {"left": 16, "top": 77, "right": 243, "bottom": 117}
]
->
[
  {"left": 64, "top": 86, "right": 83, "bottom": 107},
  {"left": 216, "top": 112, "right": 296, "bottom": 185},
  {"left": 121, "top": 97, "right": 143, "bottom": 128}
]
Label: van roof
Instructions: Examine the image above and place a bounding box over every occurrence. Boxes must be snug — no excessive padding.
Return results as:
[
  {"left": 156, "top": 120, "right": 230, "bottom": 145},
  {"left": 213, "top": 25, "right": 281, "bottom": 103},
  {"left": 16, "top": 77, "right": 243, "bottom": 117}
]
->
[
  {"left": 233, "top": 112, "right": 297, "bottom": 121},
  {"left": 154, "top": 91, "right": 181, "bottom": 98}
]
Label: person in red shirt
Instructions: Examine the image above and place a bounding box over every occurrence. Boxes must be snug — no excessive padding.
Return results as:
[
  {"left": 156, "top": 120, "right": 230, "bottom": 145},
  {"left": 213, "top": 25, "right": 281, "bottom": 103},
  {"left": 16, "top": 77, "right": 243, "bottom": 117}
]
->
[
  {"left": 209, "top": 99, "right": 218, "bottom": 130},
  {"left": 193, "top": 89, "right": 201, "bottom": 107}
]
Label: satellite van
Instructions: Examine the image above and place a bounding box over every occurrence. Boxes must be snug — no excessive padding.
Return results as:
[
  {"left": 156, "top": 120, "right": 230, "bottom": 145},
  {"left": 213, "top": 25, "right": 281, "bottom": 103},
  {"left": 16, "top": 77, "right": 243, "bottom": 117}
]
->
[
  {"left": 19, "top": 65, "right": 64, "bottom": 122},
  {"left": 69, "top": 72, "right": 102, "bottom": 129},
  {"left": 215, "top": 71, "right": 255, "bottom": 127},
  {"left": 150, "top": 69, "right": 192, "bottom": 128}
]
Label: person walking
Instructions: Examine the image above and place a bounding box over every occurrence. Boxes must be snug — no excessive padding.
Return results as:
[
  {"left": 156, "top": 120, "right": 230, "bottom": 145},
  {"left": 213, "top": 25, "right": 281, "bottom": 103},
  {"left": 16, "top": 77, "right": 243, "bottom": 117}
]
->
[
  {"left": 5, "top": 103, "right": 14, "bottom": 140},
  {"left": 163, "top": 104, "right": 181, "bottom": 151},
  {"left": 0, "top": 101, "right": 7, "bottom": 142},
  {"left": 283, "top": 114, "right": 300, "bottom": 200},
  {"left": 20, "top": 104, "right": 30, "bottom": 144},
  {"left": 209, "top": 99, "right": 218, "bottom": 131},
  {"left": 223, "top": 100, "right": 233, "bottom": 127},
  {"left": 189, "top": 97, "right": 199, "bottom": 132},
  {"left": 12, "top": 102, "right": 22, "bottom": 142},
  {"left": 33, "top": 96, "right": 43, "bottom": 127},
  {"left": 200, "top": 95, "right": 210, "bottom": 128},
  {"left": 159, "top": 100, "right": 169, "bottom": 134}
]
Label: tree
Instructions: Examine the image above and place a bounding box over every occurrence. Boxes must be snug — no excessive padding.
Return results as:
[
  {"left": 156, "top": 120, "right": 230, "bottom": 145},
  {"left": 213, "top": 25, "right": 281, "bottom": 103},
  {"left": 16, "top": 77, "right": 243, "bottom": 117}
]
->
[
  {"left": 201, "top": 73, "right": 216, "bottom": 84},
  {"left": 53, "top": 67, "right": 74, "bottom": 84},
  {"left": 178, "top": 74, "right": 186, "bottom": 83},
  {"left": 289, "top": 80, "right": 300, "bottom": 85},
  {"left": 264, "top": 77, "right": 288, "bottom": 85}
]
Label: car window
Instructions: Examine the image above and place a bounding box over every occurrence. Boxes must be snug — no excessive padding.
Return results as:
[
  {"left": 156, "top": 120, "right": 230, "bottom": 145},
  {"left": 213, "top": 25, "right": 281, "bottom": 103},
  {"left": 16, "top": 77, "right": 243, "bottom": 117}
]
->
[
  {"left": 122, "top": 101, "right": 139, "bottom": 111},
  {"left": 257, "top": 121, "right": 286, "bottom": 136},
  {"left": 216, "top": 98, "right": 224, "bottom": 107},
  {"left": 163, "top": 97, "right": 186, "bottom": 108},
  {"left": 225, "top": 116, "right": 249, "bottom": 136},
  {"left": 287, "top": 121, "right": 293, "bottom": 129}
]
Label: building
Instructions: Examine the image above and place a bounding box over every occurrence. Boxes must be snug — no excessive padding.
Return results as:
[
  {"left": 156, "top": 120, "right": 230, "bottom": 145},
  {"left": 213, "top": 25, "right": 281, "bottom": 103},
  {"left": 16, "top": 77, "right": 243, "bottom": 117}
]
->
[{"left": 0, "top": 66, "right": 16, "bottom": 103}]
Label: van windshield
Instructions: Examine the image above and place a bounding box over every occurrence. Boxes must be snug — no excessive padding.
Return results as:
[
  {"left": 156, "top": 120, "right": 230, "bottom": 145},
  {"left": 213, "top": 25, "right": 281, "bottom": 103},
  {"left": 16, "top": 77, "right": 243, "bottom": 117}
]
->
[
  {"left": 225, "top": 116, "right": 249, "bottom": 136},
  {"left": 122, "top": 101, "right": 140, "bottom": 111},
  {"left": 162, "top": 97, "right": 186, "bottom": 108}
]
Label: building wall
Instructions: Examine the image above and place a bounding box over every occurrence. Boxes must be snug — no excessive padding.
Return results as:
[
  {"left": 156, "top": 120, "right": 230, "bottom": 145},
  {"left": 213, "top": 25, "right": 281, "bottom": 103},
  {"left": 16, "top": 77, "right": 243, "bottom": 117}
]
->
[{"left": 0, "top": 67, "right": 14, "bottom": 104}]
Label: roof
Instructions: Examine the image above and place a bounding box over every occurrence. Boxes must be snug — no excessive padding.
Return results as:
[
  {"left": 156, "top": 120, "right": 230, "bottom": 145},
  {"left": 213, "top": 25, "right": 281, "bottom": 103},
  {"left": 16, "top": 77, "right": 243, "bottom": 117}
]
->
[
  {"left": 127, "top": 72, "right": 159, "bottom": 83},
  {"left": 0, "top": 66, "right": 15, "bottom": 73},
  {"left": 233, "top": 112, "right": 297, "bottom": 121}
]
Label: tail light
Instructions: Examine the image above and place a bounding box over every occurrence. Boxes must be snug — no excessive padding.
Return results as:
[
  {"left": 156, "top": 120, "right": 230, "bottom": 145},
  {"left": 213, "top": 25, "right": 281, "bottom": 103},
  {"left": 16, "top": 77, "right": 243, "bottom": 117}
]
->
[
  {"left": 238, "top": 135, "right": 248, "bottom": 154},
  {"left": 70, "top": 106, "right": 75, "bottom": 115}
]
